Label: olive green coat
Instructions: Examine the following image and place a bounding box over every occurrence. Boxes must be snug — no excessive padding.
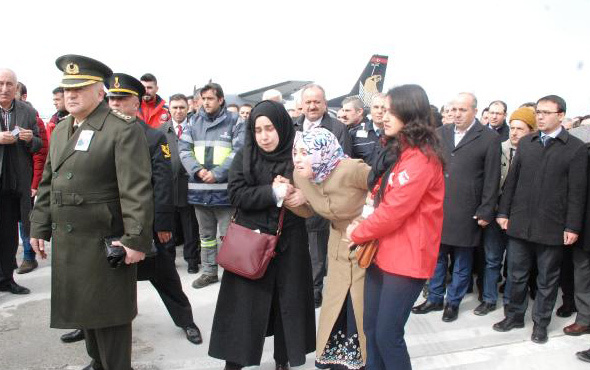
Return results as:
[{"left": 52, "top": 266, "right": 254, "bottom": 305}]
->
[
  {"left": 30, "top": 102, "right": 154, "bottom": 329},
  {"left": 294, "top": 159, "right": 371, "bottom": 363}
]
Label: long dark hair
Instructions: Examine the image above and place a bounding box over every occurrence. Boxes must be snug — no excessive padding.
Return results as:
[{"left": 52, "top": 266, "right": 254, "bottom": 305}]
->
[{"left": 370, "top": 84, "right": 445, "bottom": 205}]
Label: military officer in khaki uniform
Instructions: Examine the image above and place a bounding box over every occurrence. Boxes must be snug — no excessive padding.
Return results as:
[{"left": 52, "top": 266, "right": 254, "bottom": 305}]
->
[{"left": 30, "top": 55, "right": 154, "bottom": 370}]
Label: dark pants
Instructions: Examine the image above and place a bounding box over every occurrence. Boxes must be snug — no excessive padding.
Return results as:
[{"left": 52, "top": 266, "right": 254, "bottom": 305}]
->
[
  {"left": 148, "top": 245, "right": 194, "bottom": 328},
  {"left": 483, "top": 222, "right": 511, "bottom": 305},
  {"left": 559, "top": 246, "right": 575, "bottom": 306},
  {"left": 364, "top": 265, "right": 425, "bottom": 370},
  {"left": 573, "top": 247, "right": 590, "bottom": 326},
  {"left": 506, "top": 237, "right": 563, "bottom": 327},
  {"left": 428, "top": 244, "right": 474, "bottom": 307},
  {"left": 174, "top": 205, "right": 200, "bottom": 264},
  {"left": 309, "top": 228, "right": 329, "bottom": 296},
  {"left": 0, "top": 195, "right": 19, "bottom": 287},
  {"left": 84, "top": 323, "right": 132, "bottom": 370}
]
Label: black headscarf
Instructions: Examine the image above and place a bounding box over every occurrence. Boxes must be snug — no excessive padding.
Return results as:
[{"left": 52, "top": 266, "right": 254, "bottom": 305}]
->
[
  {"left": 367, "top": 137, "right": 400, "bottom": 207},
  {"left": 243, "top": 100, "right": 295, "bottom": 185}
]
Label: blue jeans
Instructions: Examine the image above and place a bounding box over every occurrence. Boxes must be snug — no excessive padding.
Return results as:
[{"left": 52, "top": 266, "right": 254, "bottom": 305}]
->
[
  {"left": 19, "top": 222, "right": 35, "bottom": 261},
  {"left": 364, "top": 265, "right": 425, "bottom": 370},
  {"left": 428, "top": 244, "right": 474, "bottom": 307},
  {"left": 482, "top": 222, "right": 511, "bottom": 305}
]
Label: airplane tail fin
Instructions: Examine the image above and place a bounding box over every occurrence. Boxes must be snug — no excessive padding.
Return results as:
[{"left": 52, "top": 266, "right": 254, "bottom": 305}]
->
[{"left": 327, "top": 54, "right": 388, "bottom": 108}]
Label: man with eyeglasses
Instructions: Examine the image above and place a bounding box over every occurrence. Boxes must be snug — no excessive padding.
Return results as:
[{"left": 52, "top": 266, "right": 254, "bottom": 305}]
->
[
  {"left": 487, "top": 101, "right": 509, "bottom": 142},
  {"left": 493, "top": 95, "right": 588, "bottom": 344}
]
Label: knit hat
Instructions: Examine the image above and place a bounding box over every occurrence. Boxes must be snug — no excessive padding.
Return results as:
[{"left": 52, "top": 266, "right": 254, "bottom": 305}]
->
[{"left": 510, "top": 107, "right": 537, "bottom": 131}]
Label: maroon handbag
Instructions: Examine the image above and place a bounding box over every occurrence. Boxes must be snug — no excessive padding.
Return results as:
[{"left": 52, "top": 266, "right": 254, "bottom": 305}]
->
[{"left": 217, "top": 208, "right": 285, "bottom": 279}]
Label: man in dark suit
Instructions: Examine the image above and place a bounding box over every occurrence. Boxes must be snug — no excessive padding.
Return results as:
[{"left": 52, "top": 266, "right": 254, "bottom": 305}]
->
[
  {"left": 292, "top": 84, "right": 352, "bottom": 307},
  {"left": 0, "top": 68, "right": 42, "bottom": 295},
  {"left": 487, "top": 100, "right": 510, "bottom": 142},
  {"left": 159, "top": 94, "right": 201, "bottom": 273},
  {"left": 493, "top": 95, "right": 588, "bottom": 344},
  {"left": 412, "top": 92, "right": 501, "bottom": 322}
]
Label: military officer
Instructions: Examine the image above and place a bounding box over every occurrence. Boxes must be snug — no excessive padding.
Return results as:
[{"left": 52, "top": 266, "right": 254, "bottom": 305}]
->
[{"left": 30, "top": 55, "right": 154, "bottom": 370}]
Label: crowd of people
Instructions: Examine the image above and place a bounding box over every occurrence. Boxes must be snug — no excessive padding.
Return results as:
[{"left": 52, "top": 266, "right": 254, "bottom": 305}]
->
[{"left": 1, "top": 53, "right": 590, "bottom": 370}]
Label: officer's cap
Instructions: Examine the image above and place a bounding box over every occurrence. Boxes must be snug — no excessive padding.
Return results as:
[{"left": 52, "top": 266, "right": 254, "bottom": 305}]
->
[
  {"left": 55, "top": 54, "right": 113, "bottom": 88},
  {"left": 107, "top": 73, "right": 145, "bottom": 99}
]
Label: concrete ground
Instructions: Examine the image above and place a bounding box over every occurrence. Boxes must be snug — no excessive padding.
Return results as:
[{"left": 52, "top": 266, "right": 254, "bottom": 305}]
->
[{"left": 1, "top": 244, "right": 589, "bottom": 370}]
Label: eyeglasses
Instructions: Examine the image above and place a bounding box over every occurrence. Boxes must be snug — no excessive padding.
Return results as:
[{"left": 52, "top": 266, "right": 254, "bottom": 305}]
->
[{"left": 535, "top": 110, "right": 561, "bottom": 117}]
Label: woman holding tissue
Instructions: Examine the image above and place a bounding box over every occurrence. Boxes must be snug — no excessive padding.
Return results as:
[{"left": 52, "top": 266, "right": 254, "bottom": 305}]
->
[
  {"left": 293, "top": 128, "right": 371, "bottom": 370},
  {"left": 209, "top": 100, "right": 316, "bottom": 370},
  {"left": 346, "top": 84, "right": 445, "bottom": 370}
]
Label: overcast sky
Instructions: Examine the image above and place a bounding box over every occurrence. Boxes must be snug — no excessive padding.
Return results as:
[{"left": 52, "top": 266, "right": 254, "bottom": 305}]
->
[{"left": 3, "top": 0, "right": 589, "bottom": 118}]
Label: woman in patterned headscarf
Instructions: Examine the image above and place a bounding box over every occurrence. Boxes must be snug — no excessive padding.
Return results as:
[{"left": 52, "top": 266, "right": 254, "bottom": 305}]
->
[{"left": 293, "top": 128, "right": 371, "bottom": 370}]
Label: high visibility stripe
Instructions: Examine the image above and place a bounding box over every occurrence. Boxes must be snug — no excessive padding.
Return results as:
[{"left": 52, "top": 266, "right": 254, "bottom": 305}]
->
[
  {"left": 194, "top": 146, "right": 205, "bottom": 164},
  {"left": 201, "top": 239, "right": 217, "bottom": 248},
  {"left": 188, "top": 183, "right": 228, "bottom": 190},
  {"left": 193, "top": 140, "right": 232, "bottom": 148},
  {"left": 213, "top": 147, "right": 232, "bottom": 165}
]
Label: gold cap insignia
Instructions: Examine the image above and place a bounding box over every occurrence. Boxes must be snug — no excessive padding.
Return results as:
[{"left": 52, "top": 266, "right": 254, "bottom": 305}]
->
[
  {"left": 113, "top": 77, "right": 121, "bottom": 89},
  {"left": 65, "top": 62, "right": 79, "bottom": 75}
]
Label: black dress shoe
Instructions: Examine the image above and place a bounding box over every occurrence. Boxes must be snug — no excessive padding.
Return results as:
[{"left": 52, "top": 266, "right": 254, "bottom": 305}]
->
[
  {"left": 474, "top": 302, "right": 497, "bottom": 316},
  {"left": 556, "top": 302, "right": 577, "bottom": 318},
  {"left": 0, "top": 281, "right": 30, "bottom": 295},
  {"left": 493, "top": 317, "right": 524, "bottom": 332},
  {"left": 442, "top": 304, "right": 459, "bottom": 322},
  {"left": 60, "top": 329, "right": 85, "bottom": 343},
  {"left": 314, "top": 292, "right": 323, "bottom": 309},
  {"left": 576, "top": 349, "right": 590, "bottom": 363},
  {"left": 224, "top": 361, "right": 243, "bottom": 370},
  {"left": 276, "top": 363, "right": 289, "bottom": 370},
  {"left": 531, "top": 323, "right": 548, "bottom": 344},
  {"left": 187, "top": 261, "right": 199, "bottom": 274},
  {"left": 412, "top": 300, "right": 444, "bottom": 314},
  {"left": 183, "top": 323, "right": 203, "bottom": 344}
]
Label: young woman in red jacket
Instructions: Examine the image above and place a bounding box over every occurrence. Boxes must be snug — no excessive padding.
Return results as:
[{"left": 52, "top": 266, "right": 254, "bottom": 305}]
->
[{"left": 346, "top": 84, "right": 445, "bottom": 370}]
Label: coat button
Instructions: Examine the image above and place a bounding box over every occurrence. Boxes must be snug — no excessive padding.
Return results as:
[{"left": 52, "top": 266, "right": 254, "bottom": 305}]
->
[
  {"left": 445, "top": 173, "right": 449, "bottom": 178},
  {"left": 51, "top": 223, "right": 57, "bottom": 230},
  {"left": 451, "top": 153, "right": 455, "bottom": 157},
  {"left": 52, "top": 172, "right": 58, "bottom": 178},
  {"left": 66, "top": 172, "right": 73, "bottom": 179},
  {"left": 66, "top": 224, "right": 73, "bottom": 233}
]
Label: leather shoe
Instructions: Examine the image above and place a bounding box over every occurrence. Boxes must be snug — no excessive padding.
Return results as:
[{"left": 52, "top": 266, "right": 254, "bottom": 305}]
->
[
  {"left": 60, "top": 329, "right": 85, "bottom": 343},
  {"left": 17, "top": 259, "right": 38, "bottom": 274},
  {"left": 493, "top": 317, "right": 524, "bottom": 332},
  {"left": 474, "top": 302, "right": 497, "bottom": 316},
  {"left": 187, "top": 261, "right": 199, "bottom": 274},
  {"left": 276, "top": 363, "right": 289, "bottom": 370},
  {"left": 314, "top": 292, "right": 323, "bottom": 309},
  {"left": 556, "top": 302, "right": 577, "bottom": 318},
  {"left": 442, "top": 304, "right": 459, "bottom": 322},
  {"left": 183, "top": 323, "right": 203, "bottom": 344},
  {"left": 576, "top": 349, "right": 590, "bottom": 363},
  {"left": 564, "top": 323, "right": 590, "bottom": 336},
  {"left": 531, "top": 323, "right": 548, "bottom": 344},
  {"left": 192, "top": 274, "right": 219, "bottom": 289},
  {"left": 0, "top": 281, "right": 30, "bottom": 295},
  {"left": 412, "top": 300, "right": 443, "bottom": 314}
]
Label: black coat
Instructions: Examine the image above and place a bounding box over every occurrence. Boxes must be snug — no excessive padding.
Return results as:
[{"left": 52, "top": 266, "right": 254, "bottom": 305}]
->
[
  {"left": 498, "top": 129, "right": 588, "bottom": 245},
  {"left": 438, "top": 121, "right": 501, "bottom": 247},
  {"left": 158, "top": 120, "right": 190, "bottom": 207},
  {"left": 490, "top": 121, "right": 510, "bottom": 142},
  {"left": 209, "top": 149, "right": 315, "bottom": 367},
  {"left": 294, "top": 112, "right": 353, "bottom": 231}
]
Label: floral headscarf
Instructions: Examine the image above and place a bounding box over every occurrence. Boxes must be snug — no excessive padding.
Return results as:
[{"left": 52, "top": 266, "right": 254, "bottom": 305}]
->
[{"left": 293, "top": 127, "right": 348, "bottom": 184}]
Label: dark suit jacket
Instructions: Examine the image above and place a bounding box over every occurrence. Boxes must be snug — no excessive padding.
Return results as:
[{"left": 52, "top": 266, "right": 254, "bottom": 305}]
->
[
  {"left": 293, "top": 112, "right": 353, "bottom": 231},
  {"left": 437, "top": 121, "right": 501, "bottom": 247},
  {"left": 569, "top": 126, "right": 590, "bottom": 251},
  {"left": 499, "top": 129, "right": 588, "bottom": 245},
  {"left": 159, "top": 120, "right": 190, "bottom": 207},
  {"left": 490, "top": 121, "right": 509, "bottom": 142},
  {"left": 0, "top": 100, "right": 42, "bottom": 233}
]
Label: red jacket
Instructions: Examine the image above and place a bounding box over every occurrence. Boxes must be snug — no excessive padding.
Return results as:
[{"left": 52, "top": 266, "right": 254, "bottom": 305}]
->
[
  {"left": 32, "top": 115, "right": 49, "bottom": 190},
  {"left": 351, "top": 147, "right": 445, "bottom": 278},
  {"left": 138, "top": 95, "right": 170, "bottom": 129}
]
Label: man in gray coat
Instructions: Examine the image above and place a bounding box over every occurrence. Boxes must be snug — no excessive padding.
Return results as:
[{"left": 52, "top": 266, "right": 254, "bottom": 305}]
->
[{"left": 0, "top": 68, "right": 42, "bottom": 295}]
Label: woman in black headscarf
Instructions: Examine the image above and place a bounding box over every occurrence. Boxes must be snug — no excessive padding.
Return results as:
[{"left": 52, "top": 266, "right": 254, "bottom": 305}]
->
[{"left": 208, "top": 100, "right": 316, "bottom": 370}]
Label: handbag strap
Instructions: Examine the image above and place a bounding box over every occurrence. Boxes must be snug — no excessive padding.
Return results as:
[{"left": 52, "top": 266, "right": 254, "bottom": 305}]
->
[{"left": 276, "top": 207, "right": 286, "bottom": 236}]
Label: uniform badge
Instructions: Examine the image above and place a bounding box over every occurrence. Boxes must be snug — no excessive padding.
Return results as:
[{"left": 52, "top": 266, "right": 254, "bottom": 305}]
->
[
  {"left": 113, "top": 77, "right": 121, "bottom": 88},
  {"left": 75, "top": 130, "right": 94, "bottom": 151},
  {"left": 161, "top": 144, "right": 171, "bottom": 159},
  {"left": 66, "top": 62, "right": 79, "bottom": 75},
  {"left": 160, "top": 112, "right": 170, "bottom": 122},
  {"left": 398, "top": 170, "right": 410, "bottom": 186},
  {"left": 356, "top": 130, "right": 368, "bottom": 138}
]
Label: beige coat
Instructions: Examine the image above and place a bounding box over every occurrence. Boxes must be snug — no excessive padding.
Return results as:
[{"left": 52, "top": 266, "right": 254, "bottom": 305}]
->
[{"left": 294, "top": 158, "right": 371, "bottom": 362}]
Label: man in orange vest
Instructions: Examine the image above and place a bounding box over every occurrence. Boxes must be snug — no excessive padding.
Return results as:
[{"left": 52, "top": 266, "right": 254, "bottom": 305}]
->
[{"left": 138, "top": 73, "right": 170, "bottom": 128}]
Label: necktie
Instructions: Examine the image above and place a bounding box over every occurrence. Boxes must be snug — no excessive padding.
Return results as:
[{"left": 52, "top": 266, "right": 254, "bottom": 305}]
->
[
  {"left": 72, "top": 124, "right": 79, "bottom": 134},
  {"left": 177, "top": 124, "right": 183, "bottom": 138},
  {"left": 509, "top": 148, "right": 515, "bottom": 164},
  {"left": 541, "top": 135, "right": 552, "bottom": 147}
]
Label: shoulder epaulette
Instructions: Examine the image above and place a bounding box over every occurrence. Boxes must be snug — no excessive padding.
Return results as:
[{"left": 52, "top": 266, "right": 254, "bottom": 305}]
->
[{"left": 111, "top": 109, "right": 135, "bottom": 123}]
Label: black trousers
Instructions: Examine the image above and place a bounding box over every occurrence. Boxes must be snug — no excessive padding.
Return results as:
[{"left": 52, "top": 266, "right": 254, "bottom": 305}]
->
[
  {"left": 574, "top": 247, "right": 590, "bottom": 326},
  {"left": 308, "top": 228, "right": 329, "bottom": 296},
  {"left": 0, "top": 194, "right": 19, "bottom": 286},
  {"left": 174, "top": 205, "right": 200, "bottom": 263},
  {"left": 84, "top": 323, "right": 132, "bottom": 370},
  {"left": 559, "top": 246, "right": 575, "bottom": 305},
  {"left": 506, "top": 237, "right": 563, "bottom": 327},
  {"left": 140, "top": 244, "right": 194, "bottom": 328}
]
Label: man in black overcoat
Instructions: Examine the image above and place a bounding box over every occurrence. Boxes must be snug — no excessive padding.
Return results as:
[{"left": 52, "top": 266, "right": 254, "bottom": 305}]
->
[{"left": 493, "top": 95, "right": 588, "bottom": 345}]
